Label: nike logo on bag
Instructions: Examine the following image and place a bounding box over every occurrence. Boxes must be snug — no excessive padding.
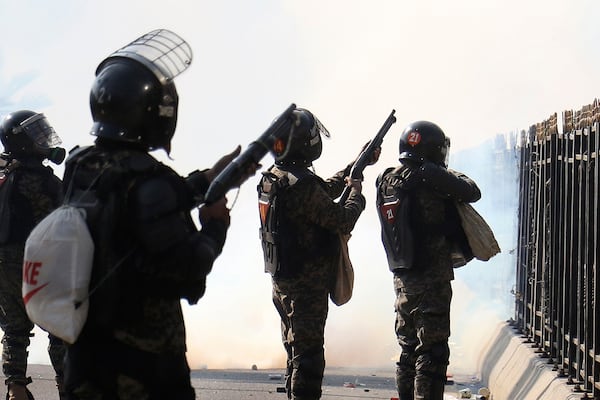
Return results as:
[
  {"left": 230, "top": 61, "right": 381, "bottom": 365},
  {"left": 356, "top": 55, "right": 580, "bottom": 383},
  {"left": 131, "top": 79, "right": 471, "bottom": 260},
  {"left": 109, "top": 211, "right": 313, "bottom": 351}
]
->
[{"left": 23, "top": 283, "right": 49, "bottom": 305}]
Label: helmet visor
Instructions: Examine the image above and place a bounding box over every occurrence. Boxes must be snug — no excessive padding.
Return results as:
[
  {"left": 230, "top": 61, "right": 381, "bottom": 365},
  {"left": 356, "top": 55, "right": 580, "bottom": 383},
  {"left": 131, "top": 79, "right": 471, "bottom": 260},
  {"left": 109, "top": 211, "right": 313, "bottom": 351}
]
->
[
  {"left": 103, "top": 29, "right": 192, "bottom": 84},
  {"left": 20, "top": 113, "right": 62, "bottom": 149},
  {"left": 313, "top": 116, "right": 330, "bottom": 139},
  {"left": 442, "top": 137, "right": 450, "bottom": 166}
]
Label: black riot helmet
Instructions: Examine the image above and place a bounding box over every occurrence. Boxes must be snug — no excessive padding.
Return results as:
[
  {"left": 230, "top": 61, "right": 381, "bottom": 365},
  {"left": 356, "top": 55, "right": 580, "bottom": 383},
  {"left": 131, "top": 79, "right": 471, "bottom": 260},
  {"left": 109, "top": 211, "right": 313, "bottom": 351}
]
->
[
  {"left": 89, "top": 29, "right": 192, "bottom": 154},
  {"left": 0, "top": 110, "right": 66, "bottom": 164},
  {"left": 398, "top": 120, "right": 450, "bottom": 166},
  {"left": 273, "top": 108, "right": 330, "bottom": 166}
]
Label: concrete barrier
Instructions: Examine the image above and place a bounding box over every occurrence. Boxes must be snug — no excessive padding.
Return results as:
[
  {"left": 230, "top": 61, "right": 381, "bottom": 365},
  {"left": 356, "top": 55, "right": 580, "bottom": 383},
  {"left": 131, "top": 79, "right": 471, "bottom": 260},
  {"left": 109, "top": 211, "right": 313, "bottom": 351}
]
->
[{"left": 478, "top": 322, "right": 584, "bottom": 400}]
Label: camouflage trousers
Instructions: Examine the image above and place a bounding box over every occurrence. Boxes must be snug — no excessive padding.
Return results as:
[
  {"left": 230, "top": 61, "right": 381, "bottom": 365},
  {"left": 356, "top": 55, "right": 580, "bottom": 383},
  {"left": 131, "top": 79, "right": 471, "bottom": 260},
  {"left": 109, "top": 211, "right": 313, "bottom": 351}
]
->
[
  {"left": 393, "top": 276, "right": 452, "bottom": 400},
  {"left": 272, "top": 263, "right": 333, "bottom": 400},
  {"left": 0, "top": 245, "right": 66, "bottom": 388}
]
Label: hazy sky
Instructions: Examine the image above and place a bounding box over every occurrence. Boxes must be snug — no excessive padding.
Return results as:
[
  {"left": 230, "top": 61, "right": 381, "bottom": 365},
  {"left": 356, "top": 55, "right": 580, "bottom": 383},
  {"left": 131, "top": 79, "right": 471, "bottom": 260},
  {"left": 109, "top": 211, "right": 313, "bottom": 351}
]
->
[{"left": 2, "top": 0, "right": 600, "bottom": 373}]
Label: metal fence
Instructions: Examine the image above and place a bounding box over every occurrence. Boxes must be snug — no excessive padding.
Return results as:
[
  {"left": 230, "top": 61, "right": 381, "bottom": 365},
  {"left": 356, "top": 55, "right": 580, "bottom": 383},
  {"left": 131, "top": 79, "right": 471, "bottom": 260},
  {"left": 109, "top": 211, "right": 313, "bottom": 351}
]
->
[{"left": 515, "top": 99, "right": 600, "bottom": 398}]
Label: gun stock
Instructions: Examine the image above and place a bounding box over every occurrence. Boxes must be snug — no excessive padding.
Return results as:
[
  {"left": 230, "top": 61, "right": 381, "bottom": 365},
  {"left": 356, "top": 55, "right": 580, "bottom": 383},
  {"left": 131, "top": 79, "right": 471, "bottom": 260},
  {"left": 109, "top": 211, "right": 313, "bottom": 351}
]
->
[
  {"left": 338, "top": 109, "right": 396, "bottom": 204},
  {"left": 203, "top": 103, "right": 296, "bottom": 205}
]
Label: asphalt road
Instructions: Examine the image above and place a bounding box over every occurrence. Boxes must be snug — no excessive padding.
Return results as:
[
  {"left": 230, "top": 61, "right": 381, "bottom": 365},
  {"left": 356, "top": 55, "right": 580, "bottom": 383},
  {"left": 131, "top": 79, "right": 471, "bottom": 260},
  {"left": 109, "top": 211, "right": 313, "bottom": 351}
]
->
[{"left": 9, "top": 364, "right": 486, "bottom": 399}]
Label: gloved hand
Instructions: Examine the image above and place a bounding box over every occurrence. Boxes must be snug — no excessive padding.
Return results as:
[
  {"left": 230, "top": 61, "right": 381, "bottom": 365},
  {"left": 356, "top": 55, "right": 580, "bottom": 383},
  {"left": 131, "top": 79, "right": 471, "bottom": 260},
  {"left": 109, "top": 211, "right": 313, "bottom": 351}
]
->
[
  {"left": 205, "top": 145, "right": 261, "bottom": 187},
  {"left": 205, "top": 146, "right": 242, "bottom": 183},
  {"left": 357, "top": 141, "right": 381, "bottom": 166},
  {"left": 198, "top": 196, "right": 230, "bottom": 227},
  {"left": 367, "top": 146, "right": 381, "bottom": 165},
  {"left": 344, "top": 177, "right": 363, "bottom": 193}
]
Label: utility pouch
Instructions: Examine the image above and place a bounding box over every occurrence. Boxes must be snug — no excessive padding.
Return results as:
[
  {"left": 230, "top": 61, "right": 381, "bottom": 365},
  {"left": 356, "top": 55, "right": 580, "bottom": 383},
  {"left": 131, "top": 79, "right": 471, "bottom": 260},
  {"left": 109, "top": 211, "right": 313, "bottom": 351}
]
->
[{"left": 259, "top": 227, "right": 279, "bottom": 275}]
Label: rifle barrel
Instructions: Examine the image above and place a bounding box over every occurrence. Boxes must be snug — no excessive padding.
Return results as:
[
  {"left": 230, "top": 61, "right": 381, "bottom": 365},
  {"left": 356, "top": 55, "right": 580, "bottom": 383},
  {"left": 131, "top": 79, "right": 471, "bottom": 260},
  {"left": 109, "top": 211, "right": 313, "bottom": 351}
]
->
[{"left": 338, "top": 109, "right": 396, "bottom": 204}]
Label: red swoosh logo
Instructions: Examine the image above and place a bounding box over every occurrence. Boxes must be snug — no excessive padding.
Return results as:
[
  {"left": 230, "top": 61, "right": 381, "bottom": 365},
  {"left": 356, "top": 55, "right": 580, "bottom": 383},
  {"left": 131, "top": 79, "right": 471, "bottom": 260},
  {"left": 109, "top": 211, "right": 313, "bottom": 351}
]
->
[{"left": 23, "top": 283, "right": 49, "bottom": 305}]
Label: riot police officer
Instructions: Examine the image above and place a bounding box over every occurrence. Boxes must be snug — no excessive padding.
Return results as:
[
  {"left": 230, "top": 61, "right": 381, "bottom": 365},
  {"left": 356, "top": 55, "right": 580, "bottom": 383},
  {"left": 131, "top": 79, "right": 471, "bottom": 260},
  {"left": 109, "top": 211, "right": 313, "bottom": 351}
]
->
[
  {"left": 0, "top": 110, "right": 66, "bottom": 400},
  {"left": 61, "top": 30, "right": 252, "bottom": 400},
  {"left": 375, "top": 121, "right": 481, "bottom": 400},
  {"left": 257, "top": 108, "right": 376, "bottom": 400}
]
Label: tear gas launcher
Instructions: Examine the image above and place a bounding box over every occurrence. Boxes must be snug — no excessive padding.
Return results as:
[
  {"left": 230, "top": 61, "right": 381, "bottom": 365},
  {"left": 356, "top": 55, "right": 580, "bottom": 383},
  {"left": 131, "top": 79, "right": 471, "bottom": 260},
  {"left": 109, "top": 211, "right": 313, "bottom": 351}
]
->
[
  {"left": 202, "top": 103, "right": 297, "bottom": 205},
  {"left": 338, "top": 109, "right": 396, "bottom": 204}
]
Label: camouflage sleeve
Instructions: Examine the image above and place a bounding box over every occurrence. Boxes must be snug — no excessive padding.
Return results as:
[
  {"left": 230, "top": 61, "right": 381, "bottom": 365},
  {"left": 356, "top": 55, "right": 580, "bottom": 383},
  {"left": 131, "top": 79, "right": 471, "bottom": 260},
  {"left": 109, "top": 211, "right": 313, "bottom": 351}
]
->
[
  {"left": 288, "top": 176, "right": 366, "bottom": 234},
  {"left": 18, "top": 169, "right": 61, "bottom": 224},
  {"left": 322, "top": 163, "right": 353, "bottom": 199}
]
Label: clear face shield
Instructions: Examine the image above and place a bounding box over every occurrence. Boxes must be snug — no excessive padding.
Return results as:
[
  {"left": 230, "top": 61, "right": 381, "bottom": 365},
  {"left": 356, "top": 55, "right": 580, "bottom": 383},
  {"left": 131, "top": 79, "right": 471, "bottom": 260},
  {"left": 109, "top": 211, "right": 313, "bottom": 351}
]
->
[
  {"left": 20, "top": 113, "right": 62, "bottom": 149},
  {"left": 19, "top": 113, "right": 66, "bottom": 164},
  {"left": 93, "top": 29, "right": 193, "bottom": 154},
  {"left": 304, "top": 114, "right": 330, "bottom": 150},
  {"left": 312, "top": 116, "right": 330, "bottom": 141},
  {"left": 441, "top": 136, "right": 450, "bottom": 167},
  {"left": 99, "top": 29, "right": 193, "bottom": 85}
]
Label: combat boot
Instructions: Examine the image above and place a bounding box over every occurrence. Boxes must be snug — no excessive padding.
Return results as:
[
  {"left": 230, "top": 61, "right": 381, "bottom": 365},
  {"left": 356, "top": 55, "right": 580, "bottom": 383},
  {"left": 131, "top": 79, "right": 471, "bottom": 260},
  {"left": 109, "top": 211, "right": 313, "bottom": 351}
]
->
[
  {"left": 6, "top": 383, "right": 34, "bottom": 400},
  {"left": 56, "top": 383, "right": 67, "bottom": 400},
  {"left": 55, "top": 375, "right": 67, "bottom": 400},
  {"left": 398, "top": 391, "right": 414, "bottom": 400}
]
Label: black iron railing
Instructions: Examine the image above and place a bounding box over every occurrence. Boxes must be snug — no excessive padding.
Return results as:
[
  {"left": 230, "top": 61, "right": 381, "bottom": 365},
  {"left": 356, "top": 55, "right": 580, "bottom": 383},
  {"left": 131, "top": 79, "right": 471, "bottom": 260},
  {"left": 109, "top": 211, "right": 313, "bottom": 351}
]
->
[{"left": 515, "top": 100, "right": 600, "bottom": 397}]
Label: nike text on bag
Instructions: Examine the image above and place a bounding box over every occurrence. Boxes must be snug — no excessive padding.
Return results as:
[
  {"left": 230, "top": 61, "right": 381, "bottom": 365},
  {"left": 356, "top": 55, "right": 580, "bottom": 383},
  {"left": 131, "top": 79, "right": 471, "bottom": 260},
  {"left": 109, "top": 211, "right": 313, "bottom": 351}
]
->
[
  {"left": 23, "top": 205, "right": 94, "bottom": 344},
  {"left": 455, "top": 202, "right": 500, "bottom": 261},
  {"left": 330, "top": 233, "right": 354, "bottom": 306}
]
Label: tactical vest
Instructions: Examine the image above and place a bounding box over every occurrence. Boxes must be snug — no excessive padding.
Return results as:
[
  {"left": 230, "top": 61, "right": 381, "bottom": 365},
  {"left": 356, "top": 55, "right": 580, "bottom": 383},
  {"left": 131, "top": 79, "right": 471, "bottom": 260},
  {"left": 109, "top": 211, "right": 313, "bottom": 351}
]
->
[
  {"left": 376, "top": 166, "right": 414, "bottom": 271},
  {"left": 257, "top": 166, "right": 308, "bottom": 277}
]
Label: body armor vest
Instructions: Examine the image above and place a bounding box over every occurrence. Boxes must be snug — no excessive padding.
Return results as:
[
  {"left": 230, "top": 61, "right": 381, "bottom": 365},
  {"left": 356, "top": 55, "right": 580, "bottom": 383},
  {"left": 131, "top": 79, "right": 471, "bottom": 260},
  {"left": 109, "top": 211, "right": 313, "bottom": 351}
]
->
[
  {"left": 376, "top": 166, "right": 414, "bottom": 271},
  {"left": 257, "top": 167, "right": 305, "bottom": 277}
]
